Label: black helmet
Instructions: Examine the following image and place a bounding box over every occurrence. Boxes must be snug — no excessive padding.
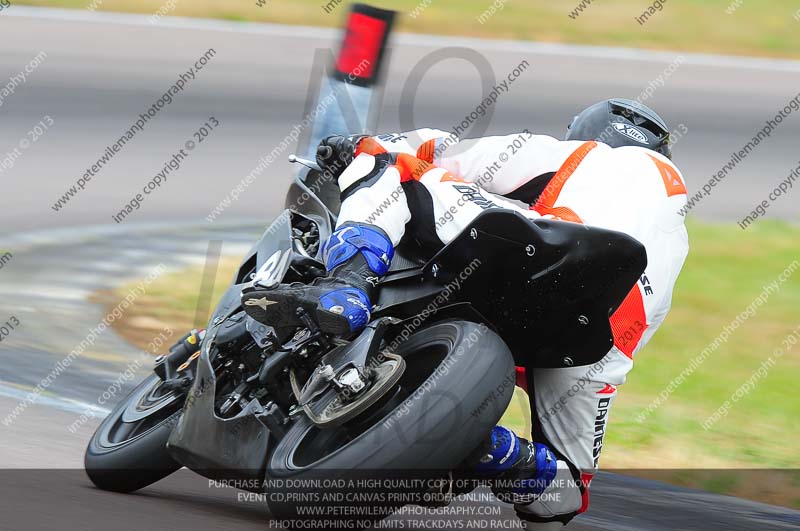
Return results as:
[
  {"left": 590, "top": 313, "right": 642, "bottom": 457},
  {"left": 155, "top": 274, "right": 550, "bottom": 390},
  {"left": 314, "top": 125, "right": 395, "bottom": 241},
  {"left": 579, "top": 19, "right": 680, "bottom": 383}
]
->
[{"left": 565, "top": 98, "right": 672, "bottom": 159}]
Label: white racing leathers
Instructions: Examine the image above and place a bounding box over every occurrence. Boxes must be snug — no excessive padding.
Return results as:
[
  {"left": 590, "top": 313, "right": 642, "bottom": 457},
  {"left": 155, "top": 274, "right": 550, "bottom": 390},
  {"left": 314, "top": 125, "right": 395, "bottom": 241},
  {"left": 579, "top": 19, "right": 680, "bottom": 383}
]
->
[{"left": 334, "top": 129, "right": 689, "bottom": 523}]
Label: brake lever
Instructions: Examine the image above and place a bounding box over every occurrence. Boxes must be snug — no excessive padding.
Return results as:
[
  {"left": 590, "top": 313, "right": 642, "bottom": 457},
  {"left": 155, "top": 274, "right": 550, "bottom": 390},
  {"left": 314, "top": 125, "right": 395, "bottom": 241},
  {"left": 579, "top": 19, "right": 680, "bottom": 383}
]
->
[{"left": 288, "top": 154, "right": 322, "bottom": 172}]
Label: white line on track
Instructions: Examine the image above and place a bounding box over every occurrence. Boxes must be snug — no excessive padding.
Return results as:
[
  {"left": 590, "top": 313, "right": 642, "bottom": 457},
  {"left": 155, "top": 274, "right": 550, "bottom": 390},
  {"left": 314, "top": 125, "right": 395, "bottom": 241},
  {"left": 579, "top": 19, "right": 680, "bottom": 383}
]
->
[
  {"left": 0, "top": 383, "right": 110, "bottom": 419},
  {"left": 0, "top": 218, "right": 259, "bottom": 251}
]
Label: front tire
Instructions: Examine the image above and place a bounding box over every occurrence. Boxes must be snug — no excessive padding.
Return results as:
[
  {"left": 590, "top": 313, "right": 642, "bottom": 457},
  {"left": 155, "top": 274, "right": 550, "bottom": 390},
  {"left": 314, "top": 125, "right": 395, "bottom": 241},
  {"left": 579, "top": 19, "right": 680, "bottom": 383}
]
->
[
  {"left": 265, "top": 321, "right": 516, "bottom": 525},
  {"left": 85, "top": 374, "right": 184, "bottom": 493}
]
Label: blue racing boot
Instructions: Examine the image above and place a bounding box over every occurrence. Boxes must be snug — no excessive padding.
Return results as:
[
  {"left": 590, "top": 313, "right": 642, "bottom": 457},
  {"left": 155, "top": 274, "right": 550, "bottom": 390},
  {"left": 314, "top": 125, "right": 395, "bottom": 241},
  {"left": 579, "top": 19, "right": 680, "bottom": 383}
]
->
[
  {"left": 241, "top": 223, "right": 393, "bottom": 335},
  {"left": 474, "top": 426, "right": 558, "bottom": 504}
]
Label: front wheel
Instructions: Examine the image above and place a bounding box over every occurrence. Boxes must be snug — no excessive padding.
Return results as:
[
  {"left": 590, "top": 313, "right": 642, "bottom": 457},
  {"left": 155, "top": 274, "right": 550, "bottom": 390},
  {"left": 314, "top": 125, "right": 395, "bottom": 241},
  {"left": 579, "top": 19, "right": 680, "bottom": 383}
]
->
[
  {"left": 265, "top": 320, "right": 516, "bottom": 525},
  {"left": 85, "top": 374, "right": 185, "bottom": 493}
]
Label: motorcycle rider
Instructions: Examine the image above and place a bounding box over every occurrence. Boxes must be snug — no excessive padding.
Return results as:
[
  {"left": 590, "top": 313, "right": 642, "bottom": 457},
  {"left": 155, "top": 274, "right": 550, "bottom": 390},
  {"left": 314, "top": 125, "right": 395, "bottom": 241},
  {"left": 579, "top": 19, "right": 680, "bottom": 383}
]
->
[{"left": 242, "top": 99, "right": 689, "bottom": 528}]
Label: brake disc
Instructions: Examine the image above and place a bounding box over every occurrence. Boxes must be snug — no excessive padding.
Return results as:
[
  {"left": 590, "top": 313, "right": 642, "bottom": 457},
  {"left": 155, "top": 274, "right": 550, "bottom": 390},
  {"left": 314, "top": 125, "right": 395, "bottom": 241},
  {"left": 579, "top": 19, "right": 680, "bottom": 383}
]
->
[{"left": 290, "top": 352, "right": 405, "bottom": 428}]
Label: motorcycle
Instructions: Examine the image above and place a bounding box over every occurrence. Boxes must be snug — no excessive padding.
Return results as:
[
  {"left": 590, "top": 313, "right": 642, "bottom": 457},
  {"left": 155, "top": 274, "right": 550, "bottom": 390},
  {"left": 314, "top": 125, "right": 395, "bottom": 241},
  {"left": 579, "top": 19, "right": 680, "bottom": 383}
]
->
[{"left": 84, "top": 155, "right": 646, "bottom": 526}]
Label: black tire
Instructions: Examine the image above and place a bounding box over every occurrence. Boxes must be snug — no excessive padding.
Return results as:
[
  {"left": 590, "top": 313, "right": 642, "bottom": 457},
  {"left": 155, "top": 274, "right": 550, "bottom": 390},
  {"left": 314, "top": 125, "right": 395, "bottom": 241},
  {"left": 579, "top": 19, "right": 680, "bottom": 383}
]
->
[
  {"left": 85, "top": 374, "right": 184, "bottom": 493},
  {"left": 265, "top": 321, "right": 516, "bottom": 525}
]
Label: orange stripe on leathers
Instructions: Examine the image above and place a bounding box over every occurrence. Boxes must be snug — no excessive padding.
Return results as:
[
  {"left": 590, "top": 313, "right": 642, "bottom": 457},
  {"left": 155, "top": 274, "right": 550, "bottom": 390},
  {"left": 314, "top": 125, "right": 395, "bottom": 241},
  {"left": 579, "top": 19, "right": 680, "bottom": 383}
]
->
[
  {"left": 355, "top": 137, "right": 387, "bottom": 156},
  {"left": 416, "top": 139, "right": 437, "bottom": 163},
  {"left": 391, "top": 153, "right": 467, "bottom": 184},
  {"left": 532, "top": 141, "right": 597, "bottom": 223},
  {"left": 393, "top": 153, "right": 435, "bottom": 182},
  {"left": 648, "top": 154, "right": 687, "bottom": 197},
  {"left": 609, "top": 285, "right": 648, "bottom": 359}
]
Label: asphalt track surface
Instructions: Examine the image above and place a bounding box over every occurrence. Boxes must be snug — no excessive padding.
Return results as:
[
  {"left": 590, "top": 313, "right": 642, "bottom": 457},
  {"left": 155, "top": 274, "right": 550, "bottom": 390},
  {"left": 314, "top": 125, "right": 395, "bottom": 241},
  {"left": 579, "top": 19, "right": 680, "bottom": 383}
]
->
[
  {"left": 1, "top": 6, "right": 800, "bottom": 231},
  {"left": 0, "top": 6, "right": 799, "bottom": 531}
]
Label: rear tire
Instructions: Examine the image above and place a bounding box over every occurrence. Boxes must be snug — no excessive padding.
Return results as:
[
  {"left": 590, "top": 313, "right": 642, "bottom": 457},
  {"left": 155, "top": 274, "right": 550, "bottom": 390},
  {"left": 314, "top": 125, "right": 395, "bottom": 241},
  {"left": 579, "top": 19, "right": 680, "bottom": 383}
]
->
[
  {"left": 265, "top": 320, "right": 516, "bottom": 526},
  {"left": 85, "top": 374, "right": 184, "bottom": 493}
]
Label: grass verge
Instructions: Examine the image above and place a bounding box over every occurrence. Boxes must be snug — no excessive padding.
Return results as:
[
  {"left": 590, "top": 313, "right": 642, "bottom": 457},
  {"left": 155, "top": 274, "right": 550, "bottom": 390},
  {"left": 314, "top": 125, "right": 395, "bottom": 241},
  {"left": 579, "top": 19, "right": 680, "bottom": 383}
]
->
[
  {"left": 106, "top": 219, "right": 799, "bottom": 507},
  {"left": 14, "top": 0, "right": 800, "bottom": 59}
]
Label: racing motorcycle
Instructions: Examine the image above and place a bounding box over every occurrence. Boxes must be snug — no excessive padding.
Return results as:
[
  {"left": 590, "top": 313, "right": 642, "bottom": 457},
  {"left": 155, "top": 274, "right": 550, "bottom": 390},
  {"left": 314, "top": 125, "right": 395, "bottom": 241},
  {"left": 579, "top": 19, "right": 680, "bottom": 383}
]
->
[{"left": 84, "top": 155, "right": 646, "bottom": 525}]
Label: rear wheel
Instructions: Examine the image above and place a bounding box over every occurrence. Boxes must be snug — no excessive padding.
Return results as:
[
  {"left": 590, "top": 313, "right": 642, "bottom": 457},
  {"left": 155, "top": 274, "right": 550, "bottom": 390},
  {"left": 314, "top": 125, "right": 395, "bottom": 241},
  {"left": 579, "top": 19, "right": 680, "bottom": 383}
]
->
[
  {"left": 84, "top": 374, "right": 184, "bottom": 492},
  {"left": 265, "top": 321, "right": 516, "bottom": 526}
]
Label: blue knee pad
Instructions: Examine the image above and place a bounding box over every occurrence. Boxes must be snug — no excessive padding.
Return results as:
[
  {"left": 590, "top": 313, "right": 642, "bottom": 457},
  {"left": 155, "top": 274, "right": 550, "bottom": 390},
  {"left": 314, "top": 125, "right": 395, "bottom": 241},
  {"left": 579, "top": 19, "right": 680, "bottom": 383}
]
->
[{"left": 322, "top": 223, "right": 394, "bottom": 275}]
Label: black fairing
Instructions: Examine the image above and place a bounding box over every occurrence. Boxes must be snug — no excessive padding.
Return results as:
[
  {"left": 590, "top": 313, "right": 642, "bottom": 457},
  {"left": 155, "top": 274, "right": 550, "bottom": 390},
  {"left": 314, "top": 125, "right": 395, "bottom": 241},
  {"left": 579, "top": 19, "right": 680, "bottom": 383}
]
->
[
  {"left": 166, "top": 208, "right": 332, "bottom": 480},
  {"left": 378, "top": 210, "right": 647, "bottom": 369},
  {"left": 166, "top": 346, "right": 270, "bottom": 484}
]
